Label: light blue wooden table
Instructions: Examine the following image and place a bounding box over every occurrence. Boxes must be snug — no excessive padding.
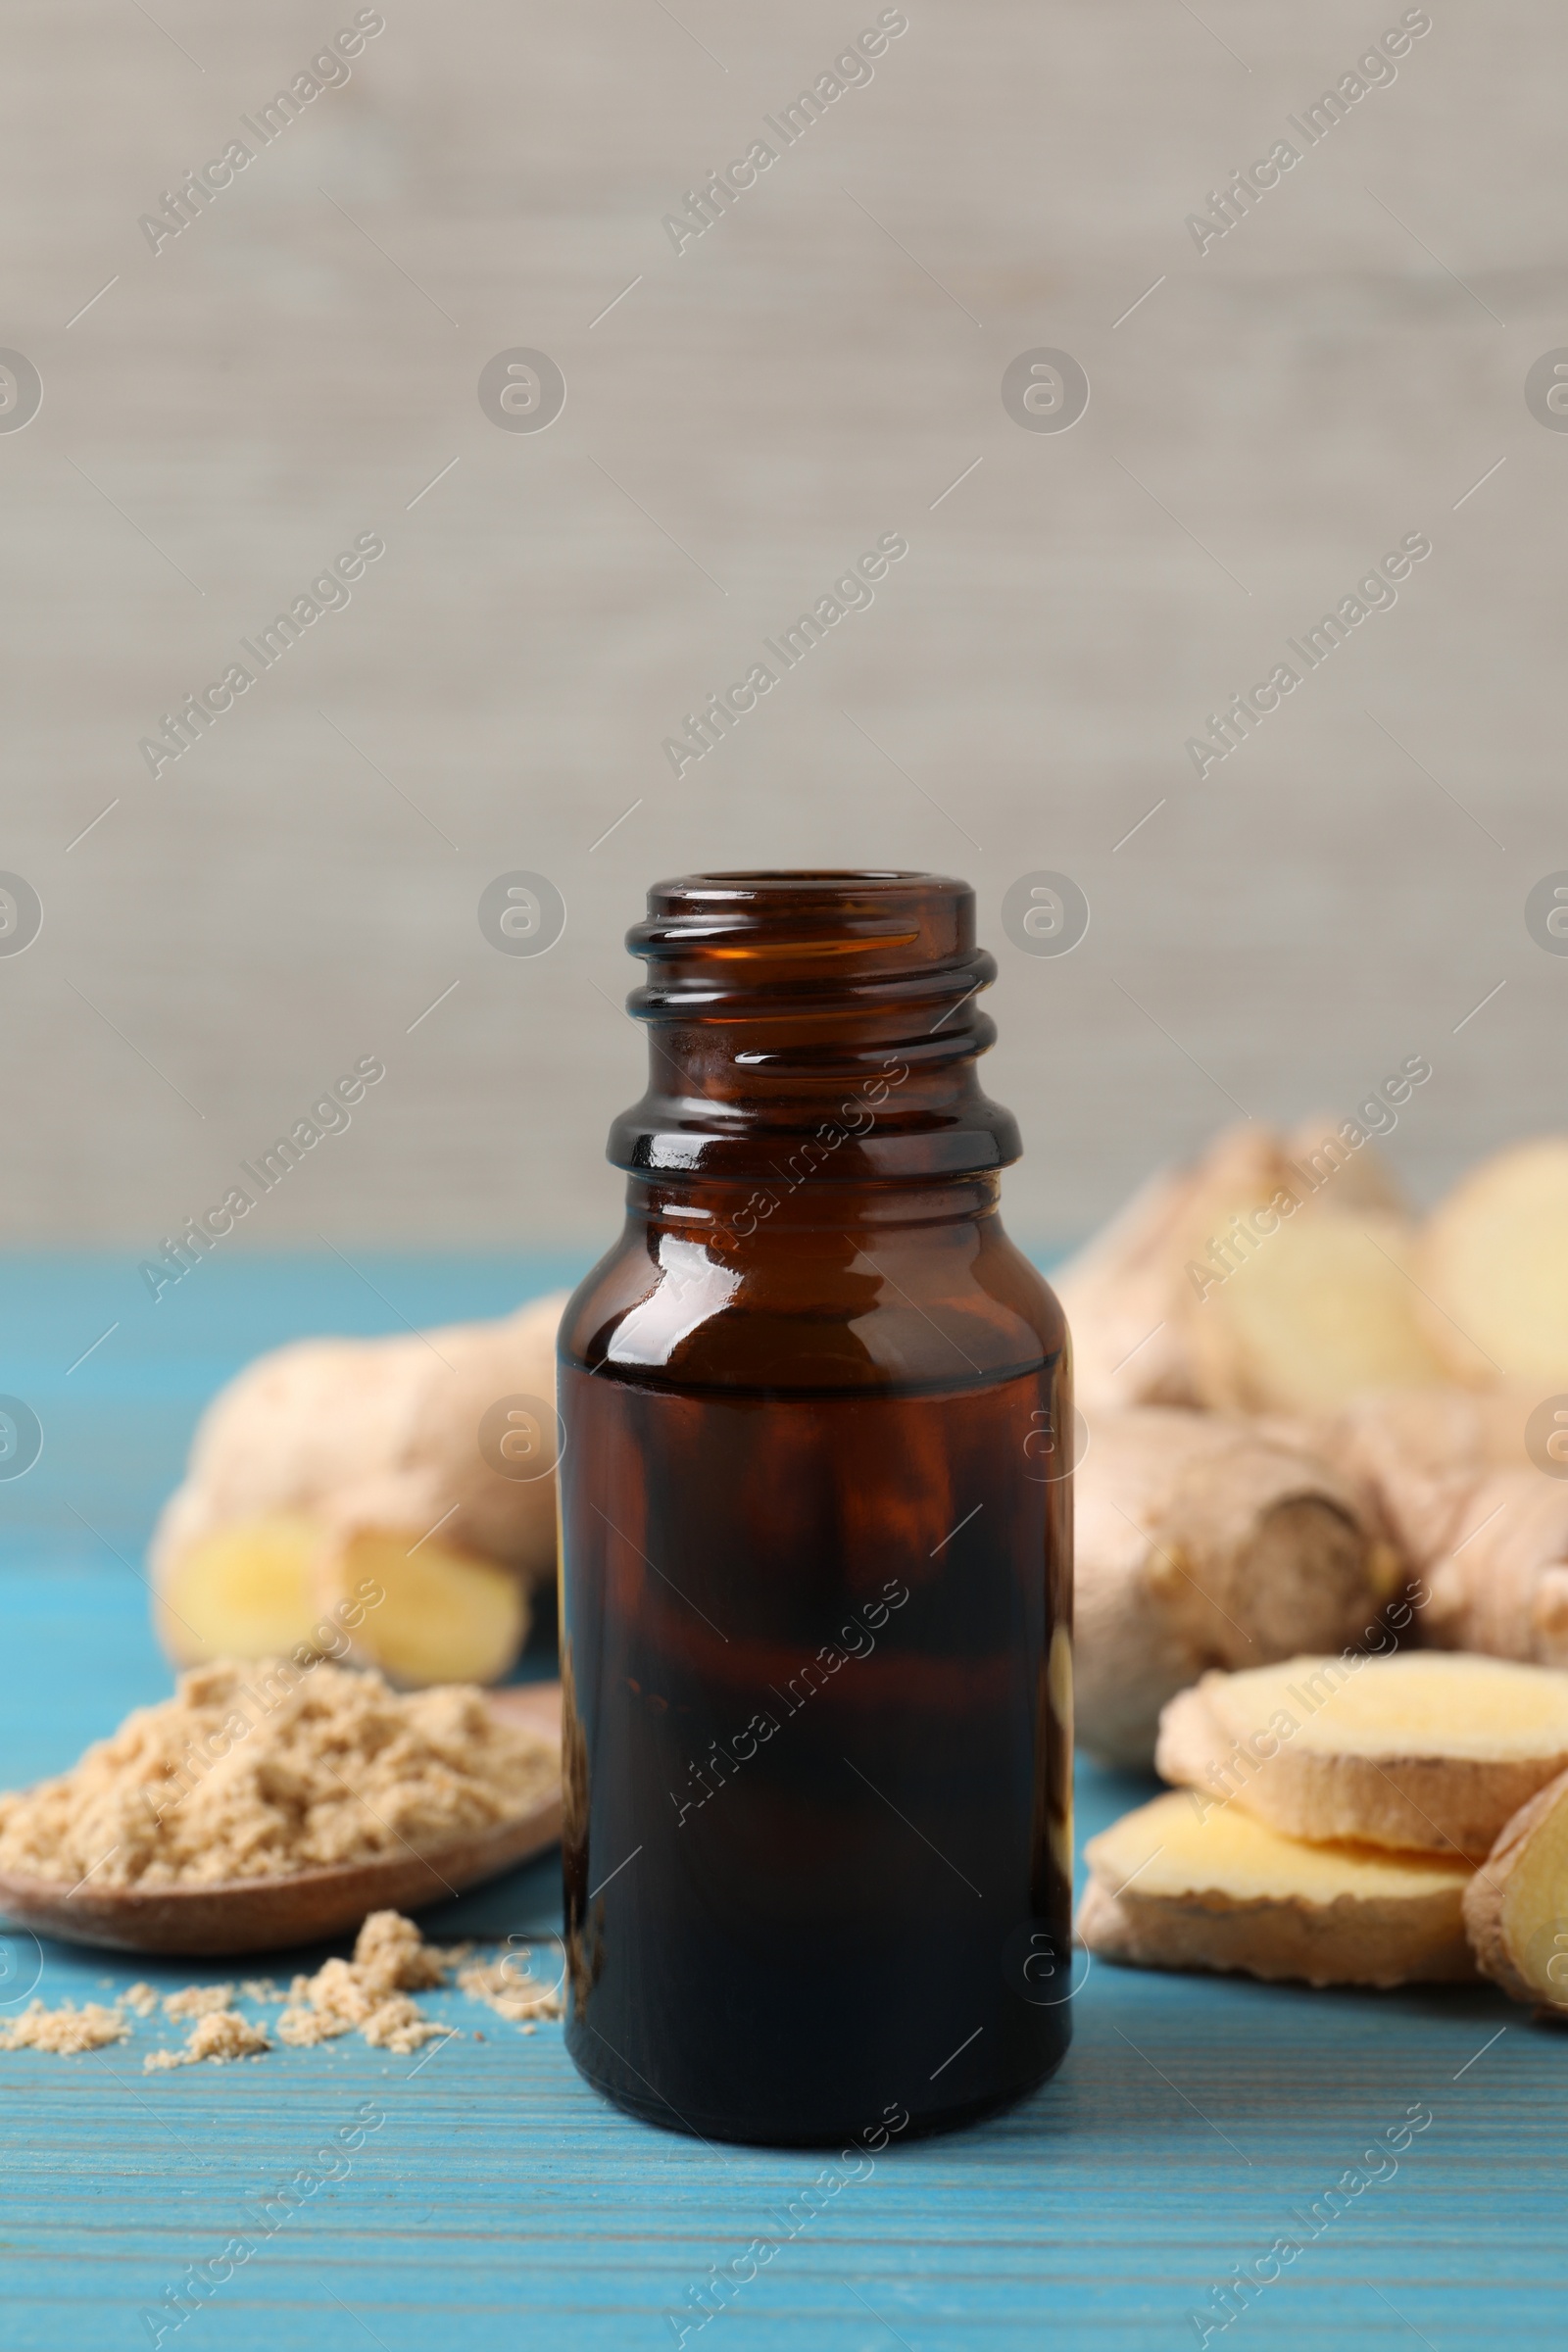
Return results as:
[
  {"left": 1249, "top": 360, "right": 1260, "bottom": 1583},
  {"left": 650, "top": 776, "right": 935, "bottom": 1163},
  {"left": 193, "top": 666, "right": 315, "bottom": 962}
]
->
[{"left": 0, "top": 1255, "right": 1559, "bottom": 2351}]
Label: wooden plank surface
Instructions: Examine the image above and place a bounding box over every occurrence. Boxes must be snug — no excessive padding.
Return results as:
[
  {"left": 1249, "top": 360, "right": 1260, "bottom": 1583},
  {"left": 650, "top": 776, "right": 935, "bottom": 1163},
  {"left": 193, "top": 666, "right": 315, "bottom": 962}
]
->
[{"left": 0, "top": 1253, "right": 1560, "bottom": 2349}]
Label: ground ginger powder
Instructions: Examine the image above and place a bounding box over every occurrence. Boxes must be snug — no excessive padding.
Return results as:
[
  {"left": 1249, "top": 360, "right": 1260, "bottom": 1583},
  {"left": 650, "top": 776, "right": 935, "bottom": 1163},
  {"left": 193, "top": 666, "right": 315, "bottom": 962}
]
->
[
  {"left": 457, "top": 1955, "right": 564, "bottom": 2024},
  {"left": 0, "top": 1660, "right": 557, "bottom": 1888},
  {"left": 144, "top": 2010, "right": 270, "bottom": 2073},
  {"left": 164, "top": 1983, "right": 236, "bottom": 2020},
  {"left": 276, "top": 1909, "right": 459, "bottom": 2053},
  {"left": 2, "top": 1912, "right": 559, "bottom": 2065},
  {"left": 0, "top": 2002, "right": 130, "bottom": 2055}
]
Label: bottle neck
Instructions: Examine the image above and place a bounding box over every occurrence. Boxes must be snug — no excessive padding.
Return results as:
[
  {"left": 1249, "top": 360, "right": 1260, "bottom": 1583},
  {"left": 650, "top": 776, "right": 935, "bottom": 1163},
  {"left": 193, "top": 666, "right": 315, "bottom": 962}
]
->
[
  {"left": 606, "top": 871, "right": 1020, "bottom": 1185},
  {"left": 625, "top": 1171, "right": 1004, "bottom": 1248}
]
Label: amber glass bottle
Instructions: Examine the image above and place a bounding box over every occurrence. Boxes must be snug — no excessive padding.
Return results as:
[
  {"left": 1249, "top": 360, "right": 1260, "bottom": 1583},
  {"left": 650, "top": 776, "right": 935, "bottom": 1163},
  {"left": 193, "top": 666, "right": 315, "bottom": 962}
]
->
[{"left": 558, "top": 872, "right": 1072, "bottom": 2147}]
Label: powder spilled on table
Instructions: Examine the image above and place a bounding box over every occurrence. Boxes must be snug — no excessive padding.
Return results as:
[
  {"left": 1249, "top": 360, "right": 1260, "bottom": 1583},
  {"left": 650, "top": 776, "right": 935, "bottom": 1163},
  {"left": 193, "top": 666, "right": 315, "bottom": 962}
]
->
[
  {"left": 0, "top": 2001, "right": 130, "bottom": 2054},
  {"left": 145, "top": 2010, "right": 270, "bottom": 2072},
  {"left": 1, "top": 1912, "right": 562, "bottom": 2066},
  {"left": 277, "top": 1908, "right": 462, "bottom": 2053}
]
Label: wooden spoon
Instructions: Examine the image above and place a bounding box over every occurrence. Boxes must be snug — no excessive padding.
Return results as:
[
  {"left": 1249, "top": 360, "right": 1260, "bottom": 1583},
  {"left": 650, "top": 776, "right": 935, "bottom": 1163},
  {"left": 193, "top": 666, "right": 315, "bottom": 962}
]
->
[{"left": 0, "top": 1681, "right": 563, "bottom": 1960}]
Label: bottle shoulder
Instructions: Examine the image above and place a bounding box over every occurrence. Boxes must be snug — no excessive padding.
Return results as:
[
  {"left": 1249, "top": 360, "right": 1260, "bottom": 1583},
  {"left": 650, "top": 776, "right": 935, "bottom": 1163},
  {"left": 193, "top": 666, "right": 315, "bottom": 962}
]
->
[{"left": 560, "top": 1215, "right": 1065, "bottom": 1396}]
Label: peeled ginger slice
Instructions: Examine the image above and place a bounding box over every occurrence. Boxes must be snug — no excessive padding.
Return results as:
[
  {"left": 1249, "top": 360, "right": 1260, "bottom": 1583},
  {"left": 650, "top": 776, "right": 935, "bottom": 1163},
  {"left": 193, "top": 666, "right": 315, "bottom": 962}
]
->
[
  {"left": 1184, "top": 1208, "right": 1446, "bottom": 1413},
  {"left": 1156, "top": 1652, "right": 1568, "bottom": 1860},
  {"left": 156, "top": 1514, "right": 324, "bottom": 1666},
  {"left": 1087, "top": 1788, "right": 1472, "bottom": 1908},
  {"left": 316, "top": 1528, "right": 528, "bottom": 1689},
  {"left": 1419, "top": 1138, "right": 1568, "bottom": 1384},
  {"left": 1464, "top": 1767, "right": 1568, "bottom": 2013},
  {"left": 1078, "top": 1789, "right": 1475, "bottom": 1986}
]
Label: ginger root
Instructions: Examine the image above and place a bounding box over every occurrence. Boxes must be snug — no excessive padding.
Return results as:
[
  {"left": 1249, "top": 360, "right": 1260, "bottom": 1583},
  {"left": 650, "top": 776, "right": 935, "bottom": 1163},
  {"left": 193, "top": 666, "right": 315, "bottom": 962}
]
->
[
  {"left": 1182, "top": 1207, "right": 1446, "bottom": 1416},
  {"left": 1073, "top": 1409, "right": 1401, "bottom": 1768},
  {"left": 1077, "top": 1788, "right": 1476, "bottom": 1987},
  {"left": 1064, "top": 1122, "right": 1568, "bottom": 1418},
  {"left": 1418, "top": 1138, "right": 1568, "bottom": 1385},
  {"left": 1051, "top": 1166, "right": 1212, "bottom": 1414},
  {"left": 1057, "top": 1119, "right": 1443, "bottom": 1417},
  {"left": 1463, "top": 1767, "right": 1568, "bottom": 2014},
  {"left": 1055, "top": 1125, "right": 1301, "bottom": 1412},
  {"left": 151, "top": 1293, "right": 565, "bottom": 1687},
  {"left": 1155, "top": 1652, "right": 1568, "bottom": 1859},
  {"left": 1320, "top": 1387, "right": 1568, "bottom": 1667}
]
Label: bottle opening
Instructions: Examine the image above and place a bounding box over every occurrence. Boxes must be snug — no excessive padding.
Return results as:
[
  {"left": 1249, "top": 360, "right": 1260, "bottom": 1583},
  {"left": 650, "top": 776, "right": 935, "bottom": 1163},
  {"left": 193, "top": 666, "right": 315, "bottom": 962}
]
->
[
  {"left": 630, "top": 870, "right": 978, "bottom": 1000},
  {"left": 684, "top": 868, "right": 926, "bottom": 884}
]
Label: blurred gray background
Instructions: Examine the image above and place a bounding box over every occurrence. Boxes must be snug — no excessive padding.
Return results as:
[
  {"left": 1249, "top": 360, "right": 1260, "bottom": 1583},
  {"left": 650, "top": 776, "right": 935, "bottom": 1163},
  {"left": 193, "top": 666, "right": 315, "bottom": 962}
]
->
[{"left": 4, "top": 0, "right": 1563, "bottom": 1255}]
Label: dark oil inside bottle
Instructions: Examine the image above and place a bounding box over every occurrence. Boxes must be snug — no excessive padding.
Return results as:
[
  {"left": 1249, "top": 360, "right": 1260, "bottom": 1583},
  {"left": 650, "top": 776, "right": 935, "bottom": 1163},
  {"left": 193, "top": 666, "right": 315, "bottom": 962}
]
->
[
  {"left": 561, "top": 1351, "right": 1072, "bottom": 2145},
  {"left": 559, "top": 871, "right": 1073, "bottom": 2146}
]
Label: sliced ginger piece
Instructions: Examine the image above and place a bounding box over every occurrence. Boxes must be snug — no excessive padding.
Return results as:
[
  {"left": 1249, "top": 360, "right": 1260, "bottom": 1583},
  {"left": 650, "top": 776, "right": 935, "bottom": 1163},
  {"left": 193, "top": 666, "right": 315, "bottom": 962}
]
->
[
  {"left": 1464, "top": 1767, "right": 1568, "bottom": 2013},
  {"left": 1182, "top": 1207, "right": 1446, "bottom": 1414},
  {"left": 1077, "top": 1789, "right": 1475, "bottom": 1986},
  {"left": 1156, "top": 1652, "right": 1568, "bottom": 1860},
  {"left": 315, "top": 1527, "right": 528, "bottom": 1688},
  {"left": 1418, "top": 1138, "right": 1568, "bottom": 1384},
  {"left": 155, "top": 1513, "right": 325, "bottom": 1667}
]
